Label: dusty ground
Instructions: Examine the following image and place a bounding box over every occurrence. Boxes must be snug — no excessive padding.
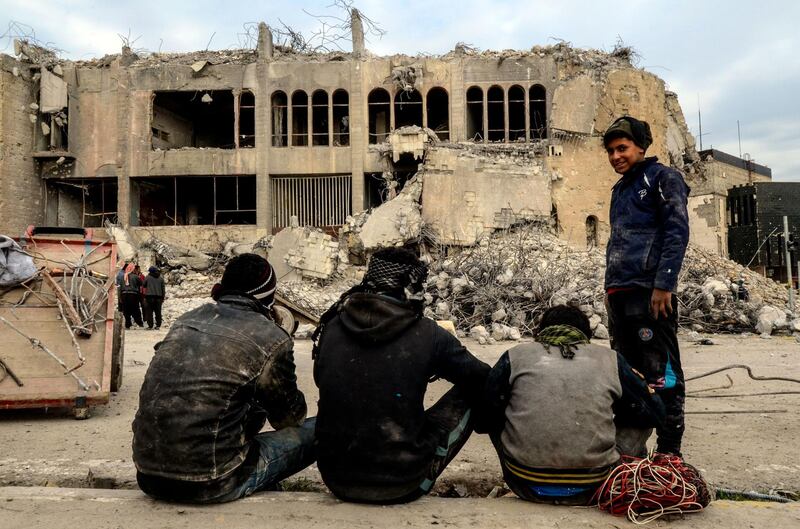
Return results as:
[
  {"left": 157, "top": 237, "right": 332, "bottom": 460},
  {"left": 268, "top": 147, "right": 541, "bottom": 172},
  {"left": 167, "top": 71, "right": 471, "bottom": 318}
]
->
[
  {"left": 1, "top": 326, "right": 799, "bottom": 501},
  {"left": 1, "top": 487, "right": 799, "bottom": 529}
]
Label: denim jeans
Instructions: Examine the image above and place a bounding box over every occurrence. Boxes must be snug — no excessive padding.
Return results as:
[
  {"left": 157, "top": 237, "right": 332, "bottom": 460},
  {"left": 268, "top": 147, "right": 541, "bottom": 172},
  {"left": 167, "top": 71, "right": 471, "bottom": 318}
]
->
[{"left": 213, "top": 417, "right": 317, "bottom": 502}]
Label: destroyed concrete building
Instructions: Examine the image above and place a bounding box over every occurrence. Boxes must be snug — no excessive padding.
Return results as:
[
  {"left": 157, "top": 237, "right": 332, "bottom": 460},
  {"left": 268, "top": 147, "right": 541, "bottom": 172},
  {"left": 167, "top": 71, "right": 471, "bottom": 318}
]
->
[
  {"left": 0, "top": 10, "right": 708, "bottom": 256},
  {"left": 688, "top": 149, "right": 772, "bottom": 257}
]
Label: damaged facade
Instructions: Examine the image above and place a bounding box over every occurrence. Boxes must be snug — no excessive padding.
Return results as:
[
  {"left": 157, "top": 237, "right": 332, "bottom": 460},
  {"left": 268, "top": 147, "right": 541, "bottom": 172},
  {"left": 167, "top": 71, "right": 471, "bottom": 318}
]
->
[{"left": 0, "top": 10, "right": 704, "bottom": 256}]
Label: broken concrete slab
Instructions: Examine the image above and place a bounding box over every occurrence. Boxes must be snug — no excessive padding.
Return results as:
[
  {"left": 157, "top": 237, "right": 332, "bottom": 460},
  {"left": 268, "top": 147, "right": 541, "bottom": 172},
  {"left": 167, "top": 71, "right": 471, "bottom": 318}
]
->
[
  {"left": 268, "top": 226, "right": 339, "bottom": 281},
  {"left": 39, "top": 68, "right": 68, "bottom": 113}
]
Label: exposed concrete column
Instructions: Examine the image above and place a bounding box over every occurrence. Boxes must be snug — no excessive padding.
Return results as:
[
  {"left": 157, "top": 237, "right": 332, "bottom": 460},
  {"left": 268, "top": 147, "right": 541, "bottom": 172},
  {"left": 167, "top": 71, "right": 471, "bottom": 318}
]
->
[
  {"left": 257, "top": 23, "right": 273, "bottom": 60},
  {"left": 349, "top": 60, "right": 366, "bottom": 212},
  {"left": 114, "top": 59, "right": 131, "bottom": 226},
  {"left": 449, "top": 60, "right": 465, "bottom": 141},
  {"left": 256, "top": 37, "right": 272, "bottom": 232},
  {"left": 351, "top": 9, "right": 365, "bottom": 57}
]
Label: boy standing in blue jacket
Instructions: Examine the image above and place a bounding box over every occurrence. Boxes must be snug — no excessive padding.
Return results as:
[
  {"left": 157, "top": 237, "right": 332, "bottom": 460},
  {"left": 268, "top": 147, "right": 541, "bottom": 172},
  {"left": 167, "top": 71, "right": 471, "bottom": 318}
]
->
[{"left": 603, "top": 116, "right": 690, "bottom": 457}]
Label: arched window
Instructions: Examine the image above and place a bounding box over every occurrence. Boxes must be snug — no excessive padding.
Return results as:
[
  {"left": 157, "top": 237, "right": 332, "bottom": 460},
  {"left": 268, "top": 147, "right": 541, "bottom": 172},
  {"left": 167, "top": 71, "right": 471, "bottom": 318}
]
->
[
  {"left": 239, "top": 90, "right": 255, "bottom": 148},
  {"left": 466, "top": 86, "right": 484, "bottom": 142},
  {"left": 508, "top": 85, "right": 525, "bottom": 142},
  {"left": 487, "top": 85, "right": 505, "bottom": 142},
  {"left": 426, "top": 87, "right": 449, "bottom": 141},
  {"left": 529, "top": 84, "right": 547, "bottom": 140},
  {"left": 312, "top": 90, "right": 329, "bottom": 146},
  {"left": 271, "top": 90, "right": 287, "bottom": 147},
  {"left": 394, "top": 89, "right": 423, "bottom": 128},
  {"left": 332, "top": 89, "right": 349, "bottom": 146},
  {"left": 586, "top": 215, "right": 598, "bottom": 249},
  {"left": 291, "top": 90, "right": 309, "bottom": 146},
  {"left": 368, "top": 88, "right": 391, "bottom": 144}
]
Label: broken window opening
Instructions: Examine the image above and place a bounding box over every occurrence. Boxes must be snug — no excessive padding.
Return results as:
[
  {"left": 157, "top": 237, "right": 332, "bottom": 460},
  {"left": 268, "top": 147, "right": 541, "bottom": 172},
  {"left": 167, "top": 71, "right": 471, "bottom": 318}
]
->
[
  {"left": 45, "top": 179, "right": 117, "bottom": 227},
  {"left": 151, "top": 91, "right": 235, "bottom": 149},
  {"left": 271, "top": 175, "right": 352, "bottom": 229},
  {"left": 368, "top": 88, "right": 391, "bottom": 144},
  {"left": 271, "top": 91, "right": 288, "bottom": 147},
  {"left": 529, "top": 84, "right": 547, "bottom": 140},
  {"left": 238, "top": 90, "right": 255, "bottom": 148},
  {"left": 508, "top": 85, "right": 526, "bottom": 142},
  {"left": 291, "top": 90, "right": 309, "bottom": 146},
  {"left": 215, "top": 176, "right": 257, "bottom": 224},
  {"left": 466, "top": 86, "right": 484, "bottom": 142},
  {"left": 35, "top": 67, "right": 69, "bottom": 152},
  {"left": 312, "top": 90, "right": 329, "bottom": 146},
  {"left": 487, "top": 85, "right": 505, "bottom": 142},
  {"left": 426, "top": 87, "right": 449, "bottom": 141},
  {"left": 332, "top": 89, "right": 350, "bottom": 146},
  {"left": 132, "top": 176, "right": 256, "bottom": 226},
  {"left": 586, "top": 215, "right": 598, "bottom": 249},
  {"left": 394, "top": 89, "right": 423, "bottom": 128}
]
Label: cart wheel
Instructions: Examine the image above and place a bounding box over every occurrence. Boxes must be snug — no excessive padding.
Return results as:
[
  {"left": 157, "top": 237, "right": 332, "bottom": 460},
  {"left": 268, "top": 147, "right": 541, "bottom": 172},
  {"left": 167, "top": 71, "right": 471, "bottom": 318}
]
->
[
  {"left": 111, "top": 311, "right": 124, "bottom": 392},
  {"left": 273, "top": 305, "right": 298, "bottom": 336}
]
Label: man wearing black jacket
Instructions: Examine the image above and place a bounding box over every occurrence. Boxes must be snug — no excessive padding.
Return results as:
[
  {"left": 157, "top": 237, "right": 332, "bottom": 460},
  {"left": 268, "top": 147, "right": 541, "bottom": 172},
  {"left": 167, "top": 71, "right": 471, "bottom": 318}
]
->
[
  {"left": 603, "top": 116, "right": 690, "bottom": 457},
  {"left": 313, "top": 248, "right": 490, "bottom": 504},
  {"left": 132, "top": 254, "right": 314, "bottom": 503},
  {"left": 476, "top": 305, "right": 665, "bottom": 505}
]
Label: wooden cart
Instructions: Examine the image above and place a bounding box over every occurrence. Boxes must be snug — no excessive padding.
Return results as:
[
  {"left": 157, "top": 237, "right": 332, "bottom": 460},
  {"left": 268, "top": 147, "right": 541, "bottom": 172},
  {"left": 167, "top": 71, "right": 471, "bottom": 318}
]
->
[{"left": 0, "top": 227, "right": 123, "bottom": 418}]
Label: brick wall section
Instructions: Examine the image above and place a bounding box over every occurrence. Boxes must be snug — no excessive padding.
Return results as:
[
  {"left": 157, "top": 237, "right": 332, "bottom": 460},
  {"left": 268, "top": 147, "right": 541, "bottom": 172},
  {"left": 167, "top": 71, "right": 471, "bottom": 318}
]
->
[{"left": 0, "top": 56, "right": 43, "bottom": 235}]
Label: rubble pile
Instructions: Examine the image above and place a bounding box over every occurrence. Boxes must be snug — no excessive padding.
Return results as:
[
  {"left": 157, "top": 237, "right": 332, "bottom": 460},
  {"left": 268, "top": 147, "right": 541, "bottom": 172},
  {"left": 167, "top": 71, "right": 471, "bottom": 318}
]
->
[
  {"left": 422, "top": 223, "right": 797, "bottom": 340},
  {"left": 423, "top": 223, "right": 608, "bottom": 341},
  {"left": 276, "top": 279, "right": 359, "bottom": 320}
]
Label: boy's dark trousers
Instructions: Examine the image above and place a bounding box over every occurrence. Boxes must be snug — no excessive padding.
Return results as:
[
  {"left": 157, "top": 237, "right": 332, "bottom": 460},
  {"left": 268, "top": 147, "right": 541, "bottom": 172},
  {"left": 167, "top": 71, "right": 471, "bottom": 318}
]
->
[{"left": 607, "top": 288, "right": 685, "bottom": 455}]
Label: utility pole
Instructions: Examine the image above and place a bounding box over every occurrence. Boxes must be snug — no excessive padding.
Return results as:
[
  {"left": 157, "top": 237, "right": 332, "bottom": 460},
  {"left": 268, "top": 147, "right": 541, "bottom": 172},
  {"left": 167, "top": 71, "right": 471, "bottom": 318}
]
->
[
  {"left": 784, "top": 216, "right": 795, "bottom": 314},
  {"left": 698, "top": 97, "right": 703, "bottom": 151},
  {"left": 737, "top": 120, "right": 742, "bottom": 159}
]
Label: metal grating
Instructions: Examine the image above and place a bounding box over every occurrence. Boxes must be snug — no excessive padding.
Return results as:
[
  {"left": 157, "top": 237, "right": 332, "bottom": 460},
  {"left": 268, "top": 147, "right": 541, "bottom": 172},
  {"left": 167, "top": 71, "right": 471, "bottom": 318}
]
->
[{"left": 271, "top": 175, "right": 352, "bottom": 229}]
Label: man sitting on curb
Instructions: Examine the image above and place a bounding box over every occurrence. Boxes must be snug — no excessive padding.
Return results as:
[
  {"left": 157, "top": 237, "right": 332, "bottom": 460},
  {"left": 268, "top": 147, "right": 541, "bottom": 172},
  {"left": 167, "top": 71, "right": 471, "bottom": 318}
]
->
[
  {"left": 312, "top": 248, "right": 490, "bottom": 504},
  {"left": 132, "top": 254, "right": 314, "bottom": 503},
  {"left": 476, "top": 305, "right": 665, "bottom": 505}
]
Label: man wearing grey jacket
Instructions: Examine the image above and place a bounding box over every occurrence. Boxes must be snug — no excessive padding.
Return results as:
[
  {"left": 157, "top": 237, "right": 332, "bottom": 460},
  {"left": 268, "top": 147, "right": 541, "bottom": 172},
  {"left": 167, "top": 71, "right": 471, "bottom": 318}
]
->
[{"left": 476, "top": 305, "right": 664, "bottom": 505}]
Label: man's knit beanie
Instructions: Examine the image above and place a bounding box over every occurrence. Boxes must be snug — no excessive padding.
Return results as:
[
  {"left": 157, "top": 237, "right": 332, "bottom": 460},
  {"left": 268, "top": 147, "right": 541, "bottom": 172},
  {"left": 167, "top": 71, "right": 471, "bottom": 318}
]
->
[
  {"left": 603, "top": 116, "right": 653, "bottom": 151},
  {"left": 211, "top": 253, "right": 277, "bottom": 308}
]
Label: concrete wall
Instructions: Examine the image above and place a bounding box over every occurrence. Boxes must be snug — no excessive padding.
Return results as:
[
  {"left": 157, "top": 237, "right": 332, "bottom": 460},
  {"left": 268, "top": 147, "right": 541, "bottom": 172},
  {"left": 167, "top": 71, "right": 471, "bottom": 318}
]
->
[
  {"left": 131, "top": 225, "right": 267, "bottom": 254},
  {"left": 0, "top": 56, "right": 43, "bottom": 235},
  {"left": 421, "top": 146, "right": 551, "bottom": 245},
  {"left": 688, "top": 193, "right": 727, "bottom": 256}
]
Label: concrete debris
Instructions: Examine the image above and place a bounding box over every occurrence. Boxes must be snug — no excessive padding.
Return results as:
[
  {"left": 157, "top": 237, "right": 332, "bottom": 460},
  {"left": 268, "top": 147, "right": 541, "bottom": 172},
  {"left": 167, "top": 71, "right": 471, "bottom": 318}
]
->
[
  {"left": 29, "top": 103, "right": 38, "bottom": 111},
  {"left": 141, "top": 237, "right": 214, "bottom": 271},
  {"left": 267, "top": 226, "right": 339, "bottom": 281},
  {"left": 11, "top": 66, "right": 19, "bottom": 76},
  {"left": 40, "top": 122, "right": 50, "bottom": 136},
  {"left": 387, "top": 126, "right": 437, "bottom": 162},
  {"left": 190, "top": 60, "right": 209, "bottom": 73},
  {"left": 340, "top": 175, "right": 423, "bottom": 263},
  {"left": 39, "top": 68, "right": 68, "bottom": 113},
  {"left": 28, "top": 114, "right": 36, "bottom": 123},
  {"left": 389, "top": 64, "right": 423, "bottom": 92},
  {"left": 276, "top": 279, "right": 358, "bottom": 319},
  {"left": 201, "top": 93, "right": 213, "bottom": 103},
  {"left": 423, "top": 222, "right": 797, "bottom": 337},
  {"left": 294, "top": 323, "right": 317, "bottom": 340}
]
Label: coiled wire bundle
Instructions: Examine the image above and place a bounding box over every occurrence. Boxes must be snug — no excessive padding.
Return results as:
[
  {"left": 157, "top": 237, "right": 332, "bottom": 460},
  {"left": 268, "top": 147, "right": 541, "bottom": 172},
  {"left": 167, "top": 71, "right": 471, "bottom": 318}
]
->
[{"left": 592, "top": 454, "right": 711, "bottom": 524}]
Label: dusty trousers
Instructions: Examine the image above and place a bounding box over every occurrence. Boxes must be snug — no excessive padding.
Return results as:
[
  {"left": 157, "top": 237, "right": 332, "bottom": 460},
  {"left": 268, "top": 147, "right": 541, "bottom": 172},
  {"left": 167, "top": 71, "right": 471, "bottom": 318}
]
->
[{"left": 607, "top": 288, "right": 685, "bottom": 455}]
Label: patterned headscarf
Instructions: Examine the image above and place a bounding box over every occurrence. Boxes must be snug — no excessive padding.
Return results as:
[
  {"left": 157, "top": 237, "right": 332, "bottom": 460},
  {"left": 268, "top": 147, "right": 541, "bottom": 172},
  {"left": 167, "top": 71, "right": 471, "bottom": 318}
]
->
[
  {"left": 535, "top": 324, "right": 590, "bottom": 359},
  {"left": 361, "top": 256, "right": 428, "bottom": 298}
]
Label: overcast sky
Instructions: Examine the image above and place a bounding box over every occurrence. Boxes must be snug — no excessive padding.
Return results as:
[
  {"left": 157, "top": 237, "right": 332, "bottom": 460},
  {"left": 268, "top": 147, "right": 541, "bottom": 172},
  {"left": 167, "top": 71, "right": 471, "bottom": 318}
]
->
[{"left": 2, "top": 0, "right": 798, "bottom": 180}]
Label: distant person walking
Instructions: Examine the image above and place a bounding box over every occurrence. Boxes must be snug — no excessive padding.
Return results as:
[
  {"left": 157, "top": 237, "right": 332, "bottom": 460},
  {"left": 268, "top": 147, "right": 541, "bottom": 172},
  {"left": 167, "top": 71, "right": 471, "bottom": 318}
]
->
[{"left": 143, "top": 266, "right": 166, "bottom": 330}]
